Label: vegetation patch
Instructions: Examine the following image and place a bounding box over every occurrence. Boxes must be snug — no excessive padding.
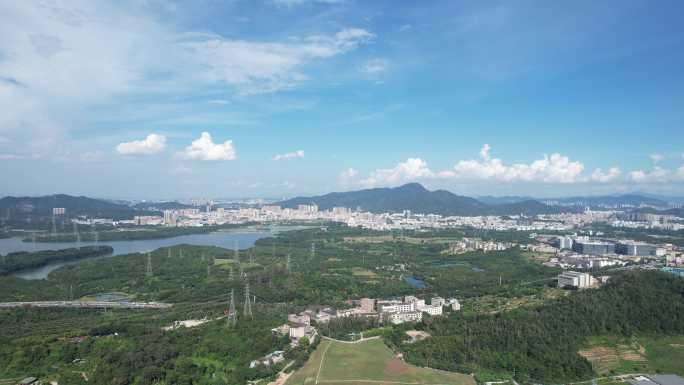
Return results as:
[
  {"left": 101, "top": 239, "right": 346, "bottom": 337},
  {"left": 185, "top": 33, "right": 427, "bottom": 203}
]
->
[{"left": 286, "top": 338, "right": 475, "bottom": 385}]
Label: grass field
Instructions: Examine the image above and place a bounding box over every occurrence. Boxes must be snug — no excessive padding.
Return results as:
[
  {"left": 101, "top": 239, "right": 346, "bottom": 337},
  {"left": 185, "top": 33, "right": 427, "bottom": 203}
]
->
[
  {"left": 286, "top": 338, "right": 475, "bottom": 385},
  {"left": 580, "top": 335, "right": 684, "bottom": 376}
]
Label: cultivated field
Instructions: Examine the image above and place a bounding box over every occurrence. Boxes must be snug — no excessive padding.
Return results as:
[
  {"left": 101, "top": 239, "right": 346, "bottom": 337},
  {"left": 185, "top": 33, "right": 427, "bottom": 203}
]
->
[
  {"left": 286, "top": 338, "right": 475, "bottom": 385},
  {"left": 579, "top": 335, "right": 684, "bottom": 376}
]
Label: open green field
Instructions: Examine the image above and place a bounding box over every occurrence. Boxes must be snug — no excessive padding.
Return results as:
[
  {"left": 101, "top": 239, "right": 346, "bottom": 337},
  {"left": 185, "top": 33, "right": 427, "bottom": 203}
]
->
[
  {"left": 579, "top": 335, "right": 684, "bottom": 376},
  {"left": 286, "top": 338, "right": 475, "bottom": 385}
]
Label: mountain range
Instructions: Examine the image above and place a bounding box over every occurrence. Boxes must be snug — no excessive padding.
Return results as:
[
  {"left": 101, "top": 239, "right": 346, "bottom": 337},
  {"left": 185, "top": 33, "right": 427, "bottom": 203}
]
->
[{"left": 277, "top": 183, "right": 579, "bottom": 216}]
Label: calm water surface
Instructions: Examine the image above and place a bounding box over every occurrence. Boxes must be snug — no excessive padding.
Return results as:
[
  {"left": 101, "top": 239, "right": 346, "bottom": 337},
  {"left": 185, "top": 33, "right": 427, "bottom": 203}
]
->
[{"left": 1, "top": 225, "right": 309, "bottom": 280}]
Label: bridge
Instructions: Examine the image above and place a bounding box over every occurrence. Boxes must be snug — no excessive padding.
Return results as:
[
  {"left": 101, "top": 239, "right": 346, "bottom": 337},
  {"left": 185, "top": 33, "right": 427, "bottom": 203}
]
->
[{"left": 0, "top": 301, "right": 172, "bottom": 309}]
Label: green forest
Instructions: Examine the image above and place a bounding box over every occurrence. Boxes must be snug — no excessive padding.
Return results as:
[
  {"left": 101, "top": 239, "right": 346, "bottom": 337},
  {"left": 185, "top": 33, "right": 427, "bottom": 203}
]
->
[{"left": 392, "top": 271, "right": 684, "bottom": 383}]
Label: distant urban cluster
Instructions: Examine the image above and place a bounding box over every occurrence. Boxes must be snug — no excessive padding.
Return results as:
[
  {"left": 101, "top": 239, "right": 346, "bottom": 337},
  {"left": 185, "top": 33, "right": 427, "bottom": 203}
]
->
[
  {"left": 63, "top": 200, "right": 683, "bottom": 235},
  {"left": 532, "top": 234, "right": 682, "bottom": 271}
]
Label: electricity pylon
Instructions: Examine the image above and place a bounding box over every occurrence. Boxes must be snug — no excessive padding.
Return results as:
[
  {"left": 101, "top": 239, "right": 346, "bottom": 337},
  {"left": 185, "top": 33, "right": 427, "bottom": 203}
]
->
[
  {"left": 243, "top": 282, "right": 252, "bottom": 318},
  {"left": 227, "top": 289, "right": 237, "bottom": 327},
  {"left": 146, "top": 253, "right": 153, "bottom": 277}
]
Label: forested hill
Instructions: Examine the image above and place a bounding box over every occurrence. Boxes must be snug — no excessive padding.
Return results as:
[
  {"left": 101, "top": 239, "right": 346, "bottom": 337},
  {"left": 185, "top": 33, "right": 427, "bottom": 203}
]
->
[
  {"left": 395, "top": 271, "right": 684, "bottom": 383},
  {"left": 0, "top": 194, "right": 141, "bottom": 222},
  {"left": 277, "top": 183, "right": 577, "bottom": 216}
]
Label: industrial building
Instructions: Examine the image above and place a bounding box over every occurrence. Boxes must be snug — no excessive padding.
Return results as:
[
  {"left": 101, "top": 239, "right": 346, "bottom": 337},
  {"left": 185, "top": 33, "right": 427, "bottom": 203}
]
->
[
  {"left": 572, "top": 240, "right": 615, "bottom": 255},
  {"left": 616, "top": 241, "right": 658, "bottom": 256}
]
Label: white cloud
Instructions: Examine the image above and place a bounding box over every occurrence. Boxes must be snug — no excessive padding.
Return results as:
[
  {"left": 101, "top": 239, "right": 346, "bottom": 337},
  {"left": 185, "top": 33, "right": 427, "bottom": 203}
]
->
[
  {"left": 359, "top": 158, "right": 434, "bottom": 187},
  {"left": 273, "top": 150, "right": 305, "bottom": 161},
  {"left": 591, "top": 167, "right": 621, "bottom": 183},
  {"left": 361, "top": 58, "right": 388, "bottom": 74},
  {"left": 650, "top": 153, "right": 664, "bottom": 163},
  {"left": 450, "top": 144, "right": 585, "bottom": 183},
  {"left": 116, "top": 134, "right": 167, "bottom": 155},
  {"left": 338, "top": 167, "right": 359, "bottom": 186},
  {"left": 181, "top": 132, "right": 236, "bottom": 161},
  {"left": 184, "top": 28, "right": 374, "bottom": 94},
  {"left": 628, "top": 166, "right": 681, "bottom": 184},
  {"left": 0, "top": 2, "right": 374, "bottom": 155}
]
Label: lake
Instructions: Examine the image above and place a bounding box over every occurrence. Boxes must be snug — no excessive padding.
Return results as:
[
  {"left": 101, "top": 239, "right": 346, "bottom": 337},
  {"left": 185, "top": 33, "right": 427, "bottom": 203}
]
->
[
  {"left": 1, "top": 225, "right": 305, "bottom": 280},
  {"left": 403, "top": 276, "right": 427, "bottom": 289}
]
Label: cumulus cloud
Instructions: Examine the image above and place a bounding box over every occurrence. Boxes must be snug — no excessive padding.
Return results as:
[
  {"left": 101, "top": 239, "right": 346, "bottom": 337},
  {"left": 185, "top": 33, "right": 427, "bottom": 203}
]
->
[
  {"left": 116, "top": 134, "right": 167, "bottom": 155},
  {"left": 358, "top": 158, "right": 434, "bottom": 187},
  {"left": 342, "top": 145, "right": 633, "bottom": 188},
  {"left": 591, "top": 167, "right": 621, "bottom": 183},
  {"left": 338, "top": 168, "right": 359, "bottom": 185},
  {"left": 273, "top": 150, "right": 305, "bottom": 161},
  {"left": 450, "top": 144, "right": 585, "bottom": 183},
  {"left": 181, "top": 132, "right": 236, "bottom": 161},
  {"left": 625, "top": 161, "right": 684, "bottom": 184}
]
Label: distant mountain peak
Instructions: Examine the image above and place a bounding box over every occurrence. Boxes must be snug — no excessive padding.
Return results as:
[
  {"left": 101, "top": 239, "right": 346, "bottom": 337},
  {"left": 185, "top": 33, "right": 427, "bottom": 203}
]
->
[{"left": 276, "top": 184, "right": 574, "bottom": 216}]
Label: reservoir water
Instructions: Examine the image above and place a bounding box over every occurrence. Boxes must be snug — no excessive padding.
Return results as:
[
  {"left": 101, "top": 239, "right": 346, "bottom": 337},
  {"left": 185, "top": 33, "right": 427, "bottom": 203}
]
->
[
  {"left": 0, "top": 225, "right": 304, "bottom": 280},
  {"left": 403, "top": 276, "right": 427, "bottom": 289}
]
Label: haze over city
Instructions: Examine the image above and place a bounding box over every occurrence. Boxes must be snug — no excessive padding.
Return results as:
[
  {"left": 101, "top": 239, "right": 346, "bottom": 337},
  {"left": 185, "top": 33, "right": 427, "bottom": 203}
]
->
[{"left": 1, "top": 0, "right": 684, "bottom": 199}]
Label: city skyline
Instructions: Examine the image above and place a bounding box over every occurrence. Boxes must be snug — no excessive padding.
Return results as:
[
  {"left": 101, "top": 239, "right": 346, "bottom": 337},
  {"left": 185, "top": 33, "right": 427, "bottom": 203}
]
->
[{"left": 1, "top": 0, "right": 684, "bottom": 198}]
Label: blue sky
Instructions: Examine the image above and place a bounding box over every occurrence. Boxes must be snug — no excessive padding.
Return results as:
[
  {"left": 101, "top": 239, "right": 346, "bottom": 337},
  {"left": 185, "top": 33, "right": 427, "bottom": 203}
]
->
[{"left": 1, "top": 0, "right": 683, "bottom": 199}]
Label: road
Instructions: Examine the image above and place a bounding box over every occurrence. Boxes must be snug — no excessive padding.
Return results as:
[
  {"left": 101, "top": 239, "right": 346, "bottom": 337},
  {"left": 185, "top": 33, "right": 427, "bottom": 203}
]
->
[{"left": 0, "top": 301, "right": 172, "bottom": 309}]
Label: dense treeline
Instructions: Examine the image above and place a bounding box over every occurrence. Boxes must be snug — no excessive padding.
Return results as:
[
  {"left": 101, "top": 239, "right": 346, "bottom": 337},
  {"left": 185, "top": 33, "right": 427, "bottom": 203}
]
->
[
  {"left": 25, "top": 223, "right": 257, "bottom": 243},
  {"left": 319, "top": 315, "right": 383, "bottom": 340},
  {"left": 0, "top": 307, "right": 291, "bottom": 385},
  {"left": 393, "top": 271, "right": 684, "bottom": 383},
  {"left": 0, "top": 246, "right": 113, "bottom": 275}
]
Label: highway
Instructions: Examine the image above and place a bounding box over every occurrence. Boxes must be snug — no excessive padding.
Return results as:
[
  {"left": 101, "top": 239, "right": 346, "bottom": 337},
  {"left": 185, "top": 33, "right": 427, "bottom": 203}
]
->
[{"left": 0, "top": 301, "right": 172, "bottom": 309}]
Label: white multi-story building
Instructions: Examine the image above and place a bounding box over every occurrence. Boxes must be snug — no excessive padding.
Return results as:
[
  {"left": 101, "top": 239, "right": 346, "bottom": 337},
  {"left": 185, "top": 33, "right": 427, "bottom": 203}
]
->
[
  {"left": 557, "top": 271, "right": 593, "bottom": 289},
  {"left": 421, "top": 305, "right": 443, "bottom": 316},
  {"left": 447, "top": 298, "right": 461, "bottom": 311},
  {"left": 389, "top": 311, "right": 422, "bottom": 325},
  {"left": 431, "top": 297, "right": 445, "bottom": 307}
]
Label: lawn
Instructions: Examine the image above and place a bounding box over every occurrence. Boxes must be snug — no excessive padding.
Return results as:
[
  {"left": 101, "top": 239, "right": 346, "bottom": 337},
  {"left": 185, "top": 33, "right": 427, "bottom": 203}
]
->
[{"left": 286, "top": 338, "right": 475, "bottom": 385}]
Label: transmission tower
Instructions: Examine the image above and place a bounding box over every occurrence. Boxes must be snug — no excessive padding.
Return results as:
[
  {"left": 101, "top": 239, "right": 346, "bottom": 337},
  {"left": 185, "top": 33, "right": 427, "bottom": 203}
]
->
[
  {"left": 229, "top": 267, "right": 234, "bottom": 281},
  {"left": 146, "top": 253, "right": 153, "bottom": 277},
  {"left": 227, "top": 289, "right": 237, "bottom": 327},
  {"left": 249, "top": 249, "right": 254, "bottom": 265},
  {"left": 73, "top": 222, "right": 80, "bottom": 249},
  {"left": 243, "top": 282, "right": 252, "bottom": 318},
  {"left": 92, "top": 224, "right": 99, "bottom": 248},
  {"left": 286, "top": 254, "right": 291, "bottom": 274},
  {"left": 239, "top": 263, "right": 244, "bottom": 278}
]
